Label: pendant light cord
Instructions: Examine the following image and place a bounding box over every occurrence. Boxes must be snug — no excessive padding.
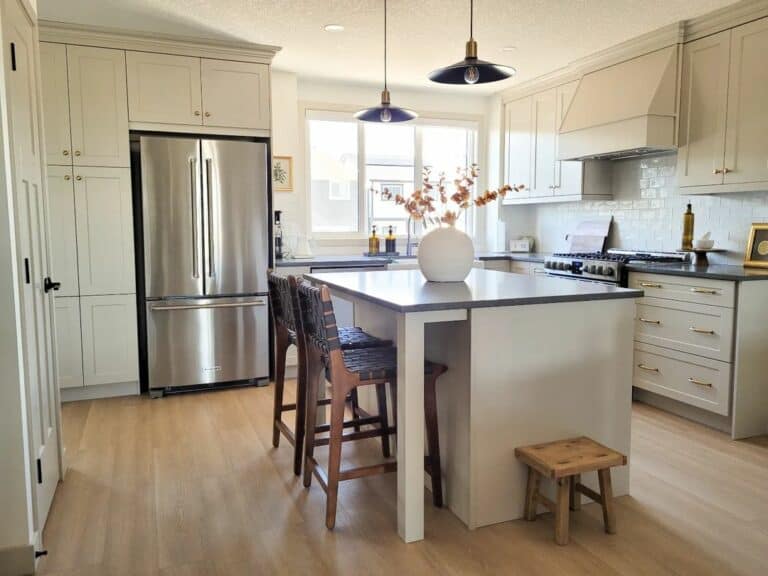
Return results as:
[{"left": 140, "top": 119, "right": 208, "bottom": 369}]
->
[
  {"left": 384, "top": 0, "right": 388, "bottom": 91},
  {"left": 470, "top": 0, "right": 474, "bottom": 39}
]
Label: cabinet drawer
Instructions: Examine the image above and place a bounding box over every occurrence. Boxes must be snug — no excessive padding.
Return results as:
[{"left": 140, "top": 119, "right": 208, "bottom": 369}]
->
[
  {"left": 634, "top": 298, "right": 734, "bottom": 362},
  {"left": 629, "top": 272, "right": 735, "bottom": 308},
  {"left": 633, "top": 343, "right": 731, "bottom": 415},
  {"left": 509, "top": 261, "right": 532, "bottom": 274}
]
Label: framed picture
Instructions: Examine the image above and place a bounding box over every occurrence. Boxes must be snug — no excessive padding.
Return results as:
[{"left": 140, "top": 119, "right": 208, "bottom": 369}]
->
[
  {"left": 272, "top": 156, "right": 293, "bottom": 192},
  {"left": 744, "top": 223, "right": 768, "bottom": 268}
]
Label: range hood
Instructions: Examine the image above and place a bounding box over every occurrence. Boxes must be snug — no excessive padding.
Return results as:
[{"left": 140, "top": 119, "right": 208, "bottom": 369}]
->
[{"left": 558, "top": 46, "right": 678, "bottom": 161}]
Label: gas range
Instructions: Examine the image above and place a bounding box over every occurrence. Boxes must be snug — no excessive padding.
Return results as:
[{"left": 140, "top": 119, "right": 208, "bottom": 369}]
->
[{"left": 543, "top": 250, "right": 688, "bottom": 286}]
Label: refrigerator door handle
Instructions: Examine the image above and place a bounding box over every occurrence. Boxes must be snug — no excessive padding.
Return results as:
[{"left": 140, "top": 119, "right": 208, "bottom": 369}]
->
[
  {"left": 151, "top": 300, "right": 266, "bottom": 311},
  {"left": 205, "top": 157, "right": 215, "bottom": 278},
  {"left": 190, "top": 157, "right": 200, "bottom": 278}
]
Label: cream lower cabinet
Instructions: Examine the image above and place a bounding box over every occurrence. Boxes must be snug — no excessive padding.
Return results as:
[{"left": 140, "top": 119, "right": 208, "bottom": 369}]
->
[
  {"left": 54, "top": 297, "right": 84, "bottom": 389},
  {"left": 80, "top": 295, "right": 138, "bottom": 387},
  {"left": 47, "top": 165, "right": 79, "bottom": 296},
  {"left": 74, "top": 167, "right": 135, "bottom": 295},
  {"left": 678, "top": 17, "right": 768, "bottom": 193}
]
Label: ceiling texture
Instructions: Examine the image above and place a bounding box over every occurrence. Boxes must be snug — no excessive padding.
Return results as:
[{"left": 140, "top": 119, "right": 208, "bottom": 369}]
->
[{"left": 38, "top": 0, "right": 738, "bottom": 93}]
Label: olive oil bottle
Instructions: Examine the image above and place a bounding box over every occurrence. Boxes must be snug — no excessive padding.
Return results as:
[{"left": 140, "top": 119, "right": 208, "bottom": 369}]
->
[
  {"left": 368, "top": 225, "right": 380, "bottom": 255},
  {"left": 682, "top": 203, "right": 694, "bottom": 251}
]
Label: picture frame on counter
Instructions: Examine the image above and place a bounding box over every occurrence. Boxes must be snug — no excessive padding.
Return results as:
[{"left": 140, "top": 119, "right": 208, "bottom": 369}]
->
[
  {"left": 744, "top": 223, "right": 768, "bottom": 268},
  {"left": 272, "top": 155, "right": 293, "bottom": 192}
]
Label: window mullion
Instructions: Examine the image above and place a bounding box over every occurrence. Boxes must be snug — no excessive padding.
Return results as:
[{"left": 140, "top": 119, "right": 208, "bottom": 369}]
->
[{"left": 358, "top": 121, "right": 367, "bottom": 234}]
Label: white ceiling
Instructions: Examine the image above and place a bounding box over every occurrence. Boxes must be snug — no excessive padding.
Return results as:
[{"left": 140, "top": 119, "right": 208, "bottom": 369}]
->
[{"left": 38, "top": 0, "right": 738, "bottom": 94}]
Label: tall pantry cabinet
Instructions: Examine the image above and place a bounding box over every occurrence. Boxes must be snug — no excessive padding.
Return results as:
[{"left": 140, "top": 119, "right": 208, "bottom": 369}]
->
[{"left": 39, "top": 42, "right": 138, "bottom": 394}]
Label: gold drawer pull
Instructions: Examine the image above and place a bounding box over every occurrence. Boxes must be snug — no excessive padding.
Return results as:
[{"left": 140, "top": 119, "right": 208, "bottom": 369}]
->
[
  {"left": 640, "top": 282, "right": 662, "bottom": 288},
  {"left": 690, "top": 287, "right": 718, "bottom": 295},
  {"left": 688, "top": 377, "right": 713, "bottom": 388},
  {"left": 689, "top": 326, "right": 715, "bottom": 335},
  {"left": 637, "top": 363, "right": 659, "bottom": 373},
  {"left": 639, "top": 317, "right": 661, "bottom": 325}
]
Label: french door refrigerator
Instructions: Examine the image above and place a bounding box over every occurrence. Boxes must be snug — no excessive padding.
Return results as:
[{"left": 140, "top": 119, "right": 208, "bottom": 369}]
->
[{"left": 139, "top": 135, "right": 270, "bottom": 396}]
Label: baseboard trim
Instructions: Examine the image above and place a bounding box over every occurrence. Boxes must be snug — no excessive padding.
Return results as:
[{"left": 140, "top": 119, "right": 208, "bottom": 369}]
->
[
  {"left": 0, "top": 544, "right": 35, "bottom": 576},
  {"left": 633, "top": 388, "right": 732, "bottom": 434},
  {"left": 61, "top": 381, "right": 139, "bottom": 402}
]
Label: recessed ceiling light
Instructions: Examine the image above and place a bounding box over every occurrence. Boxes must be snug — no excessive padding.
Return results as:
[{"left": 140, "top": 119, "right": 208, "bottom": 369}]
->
[
  {"left": 502, "top": 46, "right": 517, "bottom": 52},
  {"left": 324, "top": 24, "right": 345, "bottom": 32}
]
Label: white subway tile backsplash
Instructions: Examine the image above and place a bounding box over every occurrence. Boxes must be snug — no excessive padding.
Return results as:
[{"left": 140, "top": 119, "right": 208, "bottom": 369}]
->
[{"left": 503, "top": 153, "right": 768, "bottom": 262}]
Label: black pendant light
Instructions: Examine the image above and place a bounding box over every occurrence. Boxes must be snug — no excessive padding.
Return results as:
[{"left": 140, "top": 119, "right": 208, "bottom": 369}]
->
[
  {"left": 429, "top": 0, "right": 516, "bottom": 85},
  {"left": 355, "top": 0, "right": 416, "bottom": 123}
]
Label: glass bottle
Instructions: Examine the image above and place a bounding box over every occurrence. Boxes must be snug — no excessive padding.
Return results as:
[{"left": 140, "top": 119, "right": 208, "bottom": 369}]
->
[
  {"left": 368, "top": 225, "right": 380, "bottom": 255},
  {"left": 385, "top": 225, "right": 396, "bottom": 254},
  {"left": 682, "top": 203, "right": 694, "bottom": 251},
  {"left": 274, "top": 210, "right": 283, "bottom": 260}
]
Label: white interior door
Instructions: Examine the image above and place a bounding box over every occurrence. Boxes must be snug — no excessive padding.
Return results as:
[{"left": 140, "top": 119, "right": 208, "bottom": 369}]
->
[{"left": 4, "top": 0, "right": 60, "bottom": 531}]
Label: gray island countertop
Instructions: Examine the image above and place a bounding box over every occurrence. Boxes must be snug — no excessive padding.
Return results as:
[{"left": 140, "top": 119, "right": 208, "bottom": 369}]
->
[{"left": 306, "top": 268, "right": 642, "bottom": 313}]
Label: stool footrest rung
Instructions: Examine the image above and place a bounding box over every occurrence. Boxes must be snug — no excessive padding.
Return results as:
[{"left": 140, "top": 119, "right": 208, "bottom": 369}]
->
[
  {"left": 575, "top": 482, "right": 604, "bottom": 505},
  {"left": 535, "top": 493, "right": 557, "bottom": 513}
]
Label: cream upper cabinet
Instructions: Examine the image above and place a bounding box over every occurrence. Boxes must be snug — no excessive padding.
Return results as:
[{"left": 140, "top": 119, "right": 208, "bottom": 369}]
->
[
  {"left": 529, "top": 89, "right": 556, "bottom": 198},
  {"left": 80, "top": 294, "right": 138, "bottom": 386},
  {"left": 73, "top": 167, "right": 135, "bottom": 295},
  {"left": 723, "top": 18, "right": 768, "bottom": 186},
  {"left": 54, "top": 297, "right": 84, "bottom": 389},
  {"left": 39, "top": 42, "right": 72, "bottom": 166},
  {"left": 504, "top": 96, "right": 532, "bottom": 201},
  {"left": 47, "top": 166, "right": 79, "bottom": 297},
  {"left": 677, "top": 30, "right": 731, "bottom": 188},
  {"left": 201, "top": 59, "right": 270, "bottom": 129},
  {"left": 554, "top": 81, "right": 583, "bottom": 197},
  {"left": 126, "top": 51, "right": 203, "bottom": 125},
  {"left": 66, "top": 45, "right": 130, "bottom": 168}
]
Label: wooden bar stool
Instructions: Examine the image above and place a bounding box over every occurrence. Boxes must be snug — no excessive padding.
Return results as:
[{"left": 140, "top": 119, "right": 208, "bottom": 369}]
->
[
  {"left": 297, "top": 281, "right": 446, "bottom": 529},
  {"left": 515, "top": 437, "right": 627, "bottom": 545},
  {"left": 267, "top": 273, "right": 390, "bottom": 475}
]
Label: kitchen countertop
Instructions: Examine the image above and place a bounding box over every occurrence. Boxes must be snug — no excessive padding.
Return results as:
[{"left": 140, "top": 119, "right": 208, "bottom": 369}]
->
[
  {"left": 626, "top": 262, "right": 768, "bottom": 281},
  {"left": 305, "top": 268, "right": 642, "bottom": 313},
  {"left": 275, "top": 252, "right": 548, "bottom": 268}
]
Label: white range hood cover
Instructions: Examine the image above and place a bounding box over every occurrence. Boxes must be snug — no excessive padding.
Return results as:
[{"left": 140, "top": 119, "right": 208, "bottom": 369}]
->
[{"left": 558, "top": 46, "right": 679, "bottom": 160}]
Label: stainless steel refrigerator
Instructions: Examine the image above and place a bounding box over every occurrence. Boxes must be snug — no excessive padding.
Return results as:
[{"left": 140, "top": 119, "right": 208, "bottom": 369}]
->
[{"left": 139, "top": 135, "right": 270, "bottom": 396}]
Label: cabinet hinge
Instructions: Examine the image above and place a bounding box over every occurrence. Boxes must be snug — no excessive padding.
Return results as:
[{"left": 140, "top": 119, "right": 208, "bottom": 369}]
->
[
  {"left": 10, "top": 42, "right": 16, "bottom": 71},
  {"left": 36, "top": 458, "right": 42, "bottom": 484},
  {"left": 24, "top": 257, "right": 30, "bottom": 284}
]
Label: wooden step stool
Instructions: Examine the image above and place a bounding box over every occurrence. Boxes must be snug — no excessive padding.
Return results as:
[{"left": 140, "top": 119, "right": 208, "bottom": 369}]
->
[{"left": 515, "top": 436, "right": 627, "bottom": 545}]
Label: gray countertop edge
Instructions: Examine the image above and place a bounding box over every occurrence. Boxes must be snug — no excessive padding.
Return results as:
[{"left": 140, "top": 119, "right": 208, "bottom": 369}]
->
[
  {"left": 305, "top": 274, "right": 643, "bottom": 314},
  {"left": 275, "top": 252, "right": 548, "bottom": 268},
  {"left": 625, "top": 263, "right": 768, "bottom": 281}
]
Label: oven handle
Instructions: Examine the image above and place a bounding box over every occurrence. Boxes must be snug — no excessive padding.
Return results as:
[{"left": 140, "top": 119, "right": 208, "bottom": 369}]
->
[{"left": 151, "top": 300, "right": 266, "bottom": 311}]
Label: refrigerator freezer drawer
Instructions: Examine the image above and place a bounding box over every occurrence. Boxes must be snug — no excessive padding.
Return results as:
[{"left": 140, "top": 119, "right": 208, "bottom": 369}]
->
[{"left": 147, "top": 296, "right": 268, "bottom": 389}]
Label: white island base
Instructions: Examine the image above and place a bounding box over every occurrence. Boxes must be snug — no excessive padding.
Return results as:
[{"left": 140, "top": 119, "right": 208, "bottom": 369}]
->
[{"left": 307, "top": 269, "right": 639, "bottom": 541}]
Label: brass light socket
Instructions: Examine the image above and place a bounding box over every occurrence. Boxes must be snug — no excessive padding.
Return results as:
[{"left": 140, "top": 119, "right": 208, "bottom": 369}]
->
[
  {"left": 380, "top": 89, "right": 391, "bottom": 106},
  {"left": 465, "top": 38, "right": 478, "bottom": 59}
]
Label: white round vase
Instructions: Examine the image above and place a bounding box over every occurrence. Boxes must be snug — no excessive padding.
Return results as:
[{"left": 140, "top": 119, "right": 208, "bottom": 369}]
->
[{"left": 417, "top": 226, "right": 474, "bottom": 282}]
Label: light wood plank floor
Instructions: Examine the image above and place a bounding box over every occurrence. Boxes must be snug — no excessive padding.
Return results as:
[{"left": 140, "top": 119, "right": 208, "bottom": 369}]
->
[{"left": 39, "top": 383, "right": 768, "bottom": 576}]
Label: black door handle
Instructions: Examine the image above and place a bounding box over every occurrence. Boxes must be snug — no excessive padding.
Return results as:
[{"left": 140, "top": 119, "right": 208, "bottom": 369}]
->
[{"left": 44, "top": 277, "right": 61, "bottom": 293}]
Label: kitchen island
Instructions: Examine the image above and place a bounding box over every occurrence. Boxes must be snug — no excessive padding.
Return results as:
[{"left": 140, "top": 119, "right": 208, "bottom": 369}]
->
[{"left": 305, "top": 268, "right": 642, "bottom": 543}]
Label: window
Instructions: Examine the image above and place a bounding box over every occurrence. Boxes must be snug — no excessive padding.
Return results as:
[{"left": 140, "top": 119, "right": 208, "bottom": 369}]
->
[{"left": 307, "top": 111, "right": 477, "bottom": 237}]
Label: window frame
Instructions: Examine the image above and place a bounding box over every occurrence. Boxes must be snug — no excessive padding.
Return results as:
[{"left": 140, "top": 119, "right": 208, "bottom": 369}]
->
[{"left": 304, "top": 106, "right": 479, "bottom": 240}]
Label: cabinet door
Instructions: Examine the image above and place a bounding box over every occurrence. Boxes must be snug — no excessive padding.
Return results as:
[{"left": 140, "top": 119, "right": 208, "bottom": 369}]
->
[
  {"left": 39, "top": 42, "right": 72, "bottom": 166},
  {"left": 80, "top": 294, "right": 138, "bottom": 386},
  {"left": 67, "top": 46, "right": 129, "bottom": 167},
  {"left": 723, "top": 18, "right": 768, "bottom": 185},
  {"left": 504, "top": 96, "right": 532, "bottom": 200},
  {"left": 47, "top": 166, "right": 79, "bottom": 296},
  {"left": 554, "top": 81, "right": 583, "bottom": 196},
  {"left": 529, "top": 89, "right": 556, "bottom": 198},
  {"left": 201, "top": 59, "right": 270, "bottom": 129},
  {"left": 54, "top": 297, "right": 83, "bottom": 389},
  {"left": 73, "top": 167, "right": 135, "bottom": 295},
  {"left": 126, "top": 51, "right": 202, "bottom": 125},
  {"left": 677, "top": 31, "right": 731, "bottom": 187}
]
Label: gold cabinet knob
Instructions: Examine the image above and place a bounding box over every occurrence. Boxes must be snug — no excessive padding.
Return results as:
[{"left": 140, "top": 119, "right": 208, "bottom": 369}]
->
[
  {"left": 75, "top": 175, "right": 82, "bottom": 181},
  {"left": 723, "top": 168, "right": 732, "bottom": 174},
  {"left": 194, "top": 110, "right": 201, "bottom": 116},
  {"left": 62, "top": 149, "right": 70, "bottom": 156},
  {"left": 712, "top": 168, "right": 723, "bottom": 175},
  {"left": 74, "top": 150, "right": 81, "bottom": 157},
  {"left": 204, "top": 111, "right": 211, "bottom": 117},
  {"left": 64, "top": 175, "right": 71, "bottom": 181}
]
